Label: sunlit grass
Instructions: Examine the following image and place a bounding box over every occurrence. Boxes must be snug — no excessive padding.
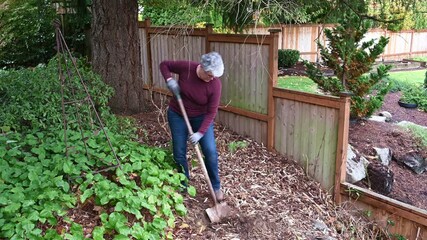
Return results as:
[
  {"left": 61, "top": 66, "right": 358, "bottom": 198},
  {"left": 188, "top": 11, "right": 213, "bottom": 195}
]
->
[
  {"left": 411, "top": 56, "right": 427, "bottom": 62},
  {"left": 277, "top": 69, "right": 426, "bottom": 94},
  {"left": 277, "top": 76, "right": 318, "bottom": 93},
  {"left": 388, "top": 69, "right": 426, "bottom": 85},
  {"left": 399, "top": 122, "right": 427, "bottom": 147}
]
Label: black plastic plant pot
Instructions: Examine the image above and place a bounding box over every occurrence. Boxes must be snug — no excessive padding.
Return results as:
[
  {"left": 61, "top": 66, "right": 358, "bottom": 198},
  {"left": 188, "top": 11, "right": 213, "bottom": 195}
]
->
[{"left": 398, "top": 100, "right": 418, "bottom": 109}]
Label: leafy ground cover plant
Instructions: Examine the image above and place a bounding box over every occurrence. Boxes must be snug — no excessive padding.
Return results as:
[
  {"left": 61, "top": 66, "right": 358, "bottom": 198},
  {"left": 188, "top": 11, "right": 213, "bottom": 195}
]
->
[{"left": 0, "top": 56, "right": 191, "bottom": 239}]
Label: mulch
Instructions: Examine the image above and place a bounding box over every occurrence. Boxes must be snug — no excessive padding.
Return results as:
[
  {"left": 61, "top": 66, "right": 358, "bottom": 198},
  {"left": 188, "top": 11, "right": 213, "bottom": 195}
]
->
[
  {"left": 132, "top": 102, "right": 390, "bottom": 239},
  {"left": 349, "top": 92, "right": 427, "bottom": 209}
]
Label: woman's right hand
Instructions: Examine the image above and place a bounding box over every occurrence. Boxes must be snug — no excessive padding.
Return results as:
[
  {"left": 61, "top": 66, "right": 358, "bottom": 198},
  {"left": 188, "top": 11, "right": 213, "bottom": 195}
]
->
[{"left": 166, "top": 78, "right": 180, "bottom": 97}]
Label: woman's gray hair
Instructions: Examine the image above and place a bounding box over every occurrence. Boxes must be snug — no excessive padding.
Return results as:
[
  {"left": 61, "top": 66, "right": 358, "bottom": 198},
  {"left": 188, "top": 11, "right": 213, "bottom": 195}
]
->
[{"left": 200, "top": 51, "right": 224, "bottom": 77}]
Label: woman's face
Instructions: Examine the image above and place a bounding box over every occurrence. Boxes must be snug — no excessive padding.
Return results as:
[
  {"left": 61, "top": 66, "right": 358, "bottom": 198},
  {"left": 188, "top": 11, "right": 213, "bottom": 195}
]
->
[{"left": 197, "top": 65, "right": 214, "bottom": 82}]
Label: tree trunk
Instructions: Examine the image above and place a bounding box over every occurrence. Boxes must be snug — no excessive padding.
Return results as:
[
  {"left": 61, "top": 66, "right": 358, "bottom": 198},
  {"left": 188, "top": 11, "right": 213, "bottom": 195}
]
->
[{"left": 91, "top": 0, "right": 143, "bottom": 114}]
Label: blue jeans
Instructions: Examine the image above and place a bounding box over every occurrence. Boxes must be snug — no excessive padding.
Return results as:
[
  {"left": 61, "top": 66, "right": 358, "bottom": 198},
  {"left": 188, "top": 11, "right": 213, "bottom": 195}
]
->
[{"left": 167, "top": 108, "right": 221, "bottom": 191}]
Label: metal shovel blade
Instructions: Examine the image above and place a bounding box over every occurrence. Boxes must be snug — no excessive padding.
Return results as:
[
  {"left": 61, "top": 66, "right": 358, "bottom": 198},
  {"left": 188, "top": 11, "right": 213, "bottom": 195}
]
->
[{"left": 205, "top": 202, "right": 232, "bottom": 223}]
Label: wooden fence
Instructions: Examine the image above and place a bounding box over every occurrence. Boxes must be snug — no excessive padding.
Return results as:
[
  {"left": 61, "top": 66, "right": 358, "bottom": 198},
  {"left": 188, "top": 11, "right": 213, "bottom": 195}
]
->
[
  {"left": 246, "top": 24, "right": 427, "bottom": 62},
  {"left": 138, "top": 19, "right": 426, "bottom": 239}
]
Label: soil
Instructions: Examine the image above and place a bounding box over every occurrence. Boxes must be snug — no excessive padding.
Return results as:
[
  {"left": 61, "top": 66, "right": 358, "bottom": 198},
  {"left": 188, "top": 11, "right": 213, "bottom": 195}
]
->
[{"left": 349, "top": 92, "right": 427, "bottom": 208}]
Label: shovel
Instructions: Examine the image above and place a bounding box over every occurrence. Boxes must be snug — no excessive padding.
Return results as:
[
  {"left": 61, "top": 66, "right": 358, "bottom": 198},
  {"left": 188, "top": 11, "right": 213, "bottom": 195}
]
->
[{"left": 175, "top": 94, "right": 231, "bottom": 223}]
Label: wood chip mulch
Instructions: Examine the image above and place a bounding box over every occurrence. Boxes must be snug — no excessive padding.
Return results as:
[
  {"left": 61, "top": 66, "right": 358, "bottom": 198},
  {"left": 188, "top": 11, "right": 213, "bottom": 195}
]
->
[{"left": 132, "top": 104, "right": 389, "bottom": 240}]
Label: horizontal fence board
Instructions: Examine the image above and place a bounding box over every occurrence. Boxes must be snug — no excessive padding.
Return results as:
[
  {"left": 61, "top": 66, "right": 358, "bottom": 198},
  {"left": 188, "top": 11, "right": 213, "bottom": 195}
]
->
[
  {"left": 217, "top": 110, "right": 267, "bottom": 144},
  {"left": 341, "top": 183, "right": 427, "bottom": 239},
  {"left": 273, "top": 88, "right": 342, "bottom": 109}
]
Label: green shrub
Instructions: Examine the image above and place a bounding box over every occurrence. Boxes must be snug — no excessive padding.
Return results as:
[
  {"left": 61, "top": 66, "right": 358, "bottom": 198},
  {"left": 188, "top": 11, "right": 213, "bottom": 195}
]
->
[
  {"left": 304, "top": 4, "right": 391, "bottom": 119},
  {"left": 0, "top": 0, "right": 57, "bottom": 68},
  {"left": 278, "top": 49, "right": 300, "bottom": 68},
  {"left": 0, "top": 0, "right": 91, "bottom": 69},
  {"left": 400, "top": 84, "right": 427, "bottom": 111},
  {"left": 424, "top": 70, "right": 427, "bottom": 89},
  {"left": 0, "top": 56, "right": 115, "bottom": 132}
]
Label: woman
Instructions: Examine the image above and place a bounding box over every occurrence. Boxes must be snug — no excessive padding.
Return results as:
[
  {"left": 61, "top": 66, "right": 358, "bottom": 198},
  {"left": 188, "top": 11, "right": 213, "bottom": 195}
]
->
[{"left": 159, "top": 51, "right": 224, "bottom": 201}]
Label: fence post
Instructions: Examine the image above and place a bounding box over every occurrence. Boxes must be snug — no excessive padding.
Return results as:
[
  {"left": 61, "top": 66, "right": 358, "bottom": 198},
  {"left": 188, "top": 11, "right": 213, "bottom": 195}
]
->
[
  {"left": 267, "top": 29, "right": 281, "bottom": 150},
  {"left": 409, "top": 30, "right": 414, "bottom": 59},
  {"left": 205, "top": 23, "right": 213, "bottom": 53},
  {"left": 334, "top": 94, "right": 351, "bottom": 204},
  {"left": 143, "top": 18, "right": 153, "bottom": 87}
]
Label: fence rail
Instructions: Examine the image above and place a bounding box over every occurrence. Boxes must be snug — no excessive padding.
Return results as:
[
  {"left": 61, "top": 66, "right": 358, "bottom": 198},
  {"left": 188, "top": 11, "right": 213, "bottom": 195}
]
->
[{"left": 138, "top": 20, "right": 426, "bottom": 239}]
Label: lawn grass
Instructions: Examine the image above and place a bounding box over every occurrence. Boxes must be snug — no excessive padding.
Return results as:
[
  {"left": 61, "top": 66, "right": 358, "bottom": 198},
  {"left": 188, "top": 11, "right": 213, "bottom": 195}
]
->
[
  {"left": 411, "top": 56, "right": 427, "bottom": 62},
  {"left": 387, "top": 69, "right": 426, "bottom": 86},
  {"left": 277, "top": 76, "right": 318, "bottom": 93},
  {"left": 277, "top": 69, "right": 426, "bottom": 93}
]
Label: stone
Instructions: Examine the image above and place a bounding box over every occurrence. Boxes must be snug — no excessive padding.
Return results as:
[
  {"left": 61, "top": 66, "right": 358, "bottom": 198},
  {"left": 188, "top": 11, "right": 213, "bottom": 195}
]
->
[
  {"left": 367, "top": 162, "right": 394, "bottom": 195},
  {"left": 378, "top": 111, "right": 392, "bottom": 122},
  {"left": 373, "top": 147, "right": 392, "bottom": 166},
  {"left": 395, "top": 153, "right": 426, "bottom": 174},
  {"left": 346, "top": 145, "right": 369, "bottom": 183},
  {"left": 368, "top": 115, "right": 387, "bottom": 122},
  {"left": 313, "top": 219, "right": 329, "bottom": 232}
]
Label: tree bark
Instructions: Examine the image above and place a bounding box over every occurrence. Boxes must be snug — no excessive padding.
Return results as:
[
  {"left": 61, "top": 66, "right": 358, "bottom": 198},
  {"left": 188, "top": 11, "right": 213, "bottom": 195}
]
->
[{"left": 91, "top": 0, "right": 143, "bottom": 114}]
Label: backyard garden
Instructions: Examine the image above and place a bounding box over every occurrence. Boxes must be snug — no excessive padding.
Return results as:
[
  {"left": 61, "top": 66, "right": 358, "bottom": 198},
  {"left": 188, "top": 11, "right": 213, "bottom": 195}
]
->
[{"left": 1, "top": 0, "right": 427, "bottom": 239}]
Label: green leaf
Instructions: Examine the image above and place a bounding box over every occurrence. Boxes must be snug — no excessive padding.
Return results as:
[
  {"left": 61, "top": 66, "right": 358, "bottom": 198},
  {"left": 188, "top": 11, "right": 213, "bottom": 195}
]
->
[
  {"left": 152, "top": 217, "right": 167, "bottom": 230},
  {"left": 100, "top": 213, "right": 109, "bottom": 224},
  {"left": 130, "top": 223, "right": 145, "bottom": 239},
  {"left": 4, "top": 202, "right": 21, "bottom": 213},
  {"left": 55, "top": 177, "right": 70, "bottom": 192},
  {"left": 63, "top": 160, "right": 73, "bottom": 174},
  {"left": 146, "top": 176, "right": 161, "bottom": 186},
  {"left": 92, "top": 226, "right": 105, "bottom": 240},
  {"left": 131, "top": 161, "right": 142, "bottom": 170},
  {"left": 44, "top": 229, "right": 62, "bottom": 239},
  {"left": 69, "top": 222, "right": 84, "bottom": 239},
  {"left": 147, "top": 195, "right": 157, "bottom": 205},
  {"left": 115, "top": 201, "right": 125, "bottom": 211},
  {"left": 80, "top": 189, "right": 93, "bottom": 203},
  {"left": 141, "top": 202, "right": 157, "bottom": 213},
  {"left": 31, "top": 147, "right": 46, "bottom": 160},
  {"left": 23, "top": 222, "right": 35, "bottom": 233},
  {"left": 117, "top": 225, "right": 131, "bottom": 235},
  {"left": 167, "top": 216, "right": 176, "bottom": 228},
  {"left": 174, "top": 203, "right": 187, "bottom": 216},
  {"left": 113, "top": 235, "right": 129, "bottom": 240},
  {"left": 0, "top": 196, "right": 9, "bottom": 205},
  {"left": 187, "top": 186, "right": 196, "bottom": 197},
  {"left": 0, "top": 148, "right": 6, "bottom": 158}
]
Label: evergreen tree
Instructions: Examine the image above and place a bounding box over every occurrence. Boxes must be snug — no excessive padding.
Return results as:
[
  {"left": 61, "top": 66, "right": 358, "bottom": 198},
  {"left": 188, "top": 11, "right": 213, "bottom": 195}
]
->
[{"left": 305, "top": 5, "right": 392, "bottom": 119}]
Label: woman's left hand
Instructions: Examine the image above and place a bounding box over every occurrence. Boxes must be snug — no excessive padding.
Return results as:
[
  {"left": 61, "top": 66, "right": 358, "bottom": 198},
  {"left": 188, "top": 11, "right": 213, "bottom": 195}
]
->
[{"left": 189, "top": 132, "right": 203, "bottom": 144}]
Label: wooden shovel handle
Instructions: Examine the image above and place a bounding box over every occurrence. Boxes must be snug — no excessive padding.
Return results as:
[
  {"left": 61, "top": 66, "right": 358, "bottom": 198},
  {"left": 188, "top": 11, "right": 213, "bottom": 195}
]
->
[{"left": 176, "top": 96, "right": 219, "bottom": 205}]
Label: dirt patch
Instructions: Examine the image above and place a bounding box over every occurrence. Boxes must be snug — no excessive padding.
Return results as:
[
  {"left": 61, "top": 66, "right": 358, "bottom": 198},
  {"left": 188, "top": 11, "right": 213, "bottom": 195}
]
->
[{"left": 349, "top": 92, "right": 427, "bottom": 209}]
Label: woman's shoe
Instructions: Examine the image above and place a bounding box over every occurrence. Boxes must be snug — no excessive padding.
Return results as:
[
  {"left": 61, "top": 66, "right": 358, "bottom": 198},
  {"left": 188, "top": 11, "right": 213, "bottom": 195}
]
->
[{"left": 214, "top": 189, "right": 224, "bottom": 202}]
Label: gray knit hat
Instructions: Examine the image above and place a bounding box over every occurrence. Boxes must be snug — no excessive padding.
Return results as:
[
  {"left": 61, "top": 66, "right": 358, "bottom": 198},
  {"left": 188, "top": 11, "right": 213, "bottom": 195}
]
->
[{"left": 200, "top": 51, "right": 224, "bottom": 77}]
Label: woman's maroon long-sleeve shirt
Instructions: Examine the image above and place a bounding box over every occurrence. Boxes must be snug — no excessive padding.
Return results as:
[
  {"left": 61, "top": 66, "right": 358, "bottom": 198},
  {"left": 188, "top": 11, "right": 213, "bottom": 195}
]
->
[{"left": 159, "top": 60, "right": 222, "bottom": 134}]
